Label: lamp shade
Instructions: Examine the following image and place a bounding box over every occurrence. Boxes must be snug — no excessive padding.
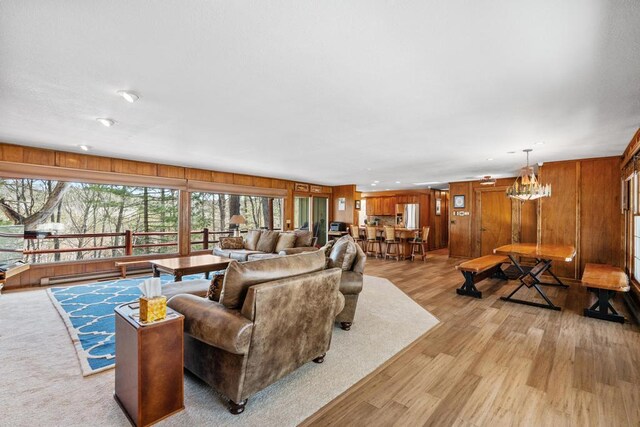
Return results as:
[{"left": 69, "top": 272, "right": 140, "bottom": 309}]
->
[{"left": 229, "top": 215, "right": 246, "bottom": 225}]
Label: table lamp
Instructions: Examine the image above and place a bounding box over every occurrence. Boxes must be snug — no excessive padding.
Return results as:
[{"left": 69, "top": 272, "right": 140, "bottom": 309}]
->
[{"left": 229, "top": 215, "right": 246, "bottom": 237}]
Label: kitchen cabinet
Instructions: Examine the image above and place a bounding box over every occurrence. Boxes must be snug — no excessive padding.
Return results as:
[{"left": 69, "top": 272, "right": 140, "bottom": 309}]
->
[{"left": 365, "top": 197, "right": 397, "bottom": 215}]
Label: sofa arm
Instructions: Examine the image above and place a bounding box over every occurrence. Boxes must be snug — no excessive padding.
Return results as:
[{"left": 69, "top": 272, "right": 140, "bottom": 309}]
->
[
  {"left": 351, "top": 244, "right": 367, "bottom": 274},
  {"left": 279, "top": 247, "right": 317, "bottom": 255},
  {"left": 334, "top": 291, "right": 345, "bottom": 317},
  {"left": 168, "top": 294, "right": 253, "bottom": 355}
]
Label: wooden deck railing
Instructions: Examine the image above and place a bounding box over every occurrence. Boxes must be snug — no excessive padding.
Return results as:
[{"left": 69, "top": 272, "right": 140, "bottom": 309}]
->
[
  {"left": 1, "top": 227, "right": 282, "bottom": 259},
  {"left": 13, "top": 228, "right": 232, "bottom": 256}
]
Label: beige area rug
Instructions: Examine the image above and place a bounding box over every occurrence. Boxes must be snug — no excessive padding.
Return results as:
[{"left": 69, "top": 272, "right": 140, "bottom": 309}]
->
[{"left": 0, "top": 275, "right": 438, "bottom": 427}]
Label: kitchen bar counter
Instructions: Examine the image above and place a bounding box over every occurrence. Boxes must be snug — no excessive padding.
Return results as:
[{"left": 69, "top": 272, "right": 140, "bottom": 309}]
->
[{"left": 359, "top": 226, "right": 420, "bottom": 259}]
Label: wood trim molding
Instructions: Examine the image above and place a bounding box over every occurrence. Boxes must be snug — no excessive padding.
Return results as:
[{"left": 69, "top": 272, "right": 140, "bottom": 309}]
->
[
  {"left": 0, "top": 161, "right": 188, "bottom": 190},
  {"left": 187, "top": 180, "right": 288, "bottom": 197},
  {"left": 621, "top": 128, "right": 640, "bottom": 169}
]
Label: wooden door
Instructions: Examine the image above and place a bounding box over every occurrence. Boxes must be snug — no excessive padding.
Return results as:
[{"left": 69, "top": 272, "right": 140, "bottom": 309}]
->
[{"left": 479, "top": 191, "right": 512, "bottom": 256}]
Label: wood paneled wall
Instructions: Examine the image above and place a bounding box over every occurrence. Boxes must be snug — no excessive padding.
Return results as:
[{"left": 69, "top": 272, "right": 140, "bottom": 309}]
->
[
  {"left": 449, "top": 182, "right": 474, "bottom": 257},
  {"left": 332, "top": 185, "right": 358, "bottom": 224},
  {"left": 429, "top": 190, "right": 449, "bottom": 250},
  {"left": 448, "top": 156, "right": 623, "bottom": 280},
  {"left": 0, "top": 142, "right": 336, "bottom": 288}
]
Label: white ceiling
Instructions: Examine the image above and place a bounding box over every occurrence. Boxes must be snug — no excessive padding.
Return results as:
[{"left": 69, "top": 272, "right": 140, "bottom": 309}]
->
[{"left": 1, "top": 1, "right": 639, "bottom": 191}]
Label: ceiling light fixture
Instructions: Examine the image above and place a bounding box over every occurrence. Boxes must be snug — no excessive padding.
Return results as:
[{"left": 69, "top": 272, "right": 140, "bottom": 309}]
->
[
  {"left": 487, "top": 158, "right": 494, "bottom": 161},
  {"left": 117, "top": 90, "right": 139, "bottom": 103},
  {"left": 78, "top": 145, "right": 90, "bottom": 152},
  {"left": 413, "top": 181, "right": 440, "bottom": 186},
  {"left": 506, "top": 149, "right": 551, "bottom": 202},
  {"left": 395, "top": 181, "right": 401, "bottom": 184},
  {"left": 374, "top": 180, "right": 380, "bottom": 183},
  {"left": 96, "top": 118, "right": 115, "bottom": 127},
  {"left": 371, "top": 183, "right": 377, "bottom": 186}
]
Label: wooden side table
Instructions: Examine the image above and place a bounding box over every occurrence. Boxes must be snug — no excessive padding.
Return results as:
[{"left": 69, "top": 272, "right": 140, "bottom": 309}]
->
[{"left": 114, "top": 303, "right": 184, "bottom": 426}]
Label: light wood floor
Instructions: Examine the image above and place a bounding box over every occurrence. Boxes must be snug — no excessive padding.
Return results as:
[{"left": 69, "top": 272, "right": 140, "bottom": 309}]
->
[{"left": 303, "top": 250, "right": 640, "bottom": 426}]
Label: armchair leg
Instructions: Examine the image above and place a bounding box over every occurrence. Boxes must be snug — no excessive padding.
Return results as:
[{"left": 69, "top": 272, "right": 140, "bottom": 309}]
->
[
  {"left": 340, "top": 322, "right": 352, "bottom": 331},
  {"left": 313, "top": 353, "right": 326, "bottom": 363},
  {"left": 228, "top": 399, "right": 248, "bottom": 415}
]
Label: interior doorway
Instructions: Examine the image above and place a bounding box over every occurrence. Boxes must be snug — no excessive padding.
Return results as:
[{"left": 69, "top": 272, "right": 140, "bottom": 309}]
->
[{"left": 478, "top": 189, "right": 512, "bottom": 256}]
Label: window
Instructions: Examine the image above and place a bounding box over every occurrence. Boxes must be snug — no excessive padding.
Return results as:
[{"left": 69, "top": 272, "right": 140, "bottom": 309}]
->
[
  {"left": 190, "top": 192, "right": 283, "bottom": 251},
  {"left": 0, "top": 178, "right": 179, "bottom": 263}
]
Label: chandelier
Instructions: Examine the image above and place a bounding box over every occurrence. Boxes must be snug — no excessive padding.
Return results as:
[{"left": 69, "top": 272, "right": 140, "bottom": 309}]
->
[{"left": 506, "top": 149, "right": 551, "bottom": 201}]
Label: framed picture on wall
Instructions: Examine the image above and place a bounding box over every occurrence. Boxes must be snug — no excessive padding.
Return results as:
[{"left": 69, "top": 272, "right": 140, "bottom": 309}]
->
[
  {"left": 310, "top": 185, "right": 322, "bottom": 193},
  {"left": 453, "top": 195, "right": 465, "bottom": 209},
  {"left": 435, "top": 198, "right": 441, "bottom": 215},
  {"left": 355, "top": 200, "right": 361, "bottom": 210},
  {"left": 295, "top": 183, "right": 309, "bottom": 192},
  {"left": 338, "top": 197, "right": 346, "bottom": 211}
]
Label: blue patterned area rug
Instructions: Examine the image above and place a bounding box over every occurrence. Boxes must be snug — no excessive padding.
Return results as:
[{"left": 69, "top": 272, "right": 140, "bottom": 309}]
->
[{"left": 47, "top": 274, "right": 205, "bottom": 376}]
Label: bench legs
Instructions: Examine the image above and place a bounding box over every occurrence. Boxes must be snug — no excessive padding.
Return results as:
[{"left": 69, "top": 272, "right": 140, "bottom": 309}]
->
[
  {"left": 584, "top": 288, "right": 625, "bottom": 323},
  {"left": 456, "top": 265, "right": 509, "bottom": 299},
  {"left": 457, "top": 271, "right": 483, "bottom": 298}
]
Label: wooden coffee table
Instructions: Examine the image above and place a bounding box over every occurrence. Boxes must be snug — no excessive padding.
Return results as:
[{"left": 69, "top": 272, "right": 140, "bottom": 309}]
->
[{"left": 149, "top": 254, "right": 232, "bottom": 282}]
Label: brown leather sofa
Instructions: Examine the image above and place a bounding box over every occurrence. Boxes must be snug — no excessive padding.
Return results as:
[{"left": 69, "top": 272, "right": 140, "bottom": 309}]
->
[
  {"left": 167, "top": 250, "right": 344, "bottom": 414},
  {"left": 334, "top": 242, "right": 366, "bottom": 331},
  {"left": 323, "top": 236, "right": 366, "bottom": 331}
]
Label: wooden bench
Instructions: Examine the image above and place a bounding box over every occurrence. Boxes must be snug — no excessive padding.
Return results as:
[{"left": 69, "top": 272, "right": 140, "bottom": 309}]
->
[
  {"left": 581, "top": 263, "right": 629, "bottom": 323},
  {"left": 455, "top": 255, "right": 510, "bottom": 298},
  {"left": 115, "top": 260, "right": 152, "bottom": 278}
]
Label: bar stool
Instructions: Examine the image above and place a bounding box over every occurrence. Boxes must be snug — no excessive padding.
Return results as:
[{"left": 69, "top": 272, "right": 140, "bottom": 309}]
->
[
  {"left": 383, "top": 226, "right": 401, "bottom": 261},
  {"left": 410, "top": 226, "right": 430, "bottom": 262},
  {"left": 365, "top": 226, "right": 382, "bottom": 258},
  {"left": 349, "top": 224, "right": 364, "bottom": 250}
]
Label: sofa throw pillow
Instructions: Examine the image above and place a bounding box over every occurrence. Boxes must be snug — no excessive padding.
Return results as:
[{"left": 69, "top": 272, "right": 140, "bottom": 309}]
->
[
  {"left": 255, "top": 230, "right": 280, "bottom": 253},
  {"left": 294, "top": 230, "right": 314, "bottom": 247},
  {"left": 328, "top": 235, "right": 358, "bottom": 271},
  {"left": 219, "top": 236, "right": 244, "bottom": 250},
  {"left": 244, "top": 230, "right": 261, "bottom": 250},
  {"left": 219, "top": 249, "right": 326, "bottom": 309},
  {"left": 206, "top": 270, "right": 226, "bottom": 302},
  {"left": 275, "top": 232, "right": 296, "bottom": 253},
  {"left": 320, "top": 240, "right": 336, "bottom": 268}
]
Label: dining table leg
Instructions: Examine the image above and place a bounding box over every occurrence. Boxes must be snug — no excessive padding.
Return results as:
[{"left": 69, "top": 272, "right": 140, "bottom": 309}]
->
[
  {"left": 534, "top": 258, "right": 569, "bottom": 288},
  {"left": 500, "top": 257, "right": 562, "bottom": 310}
]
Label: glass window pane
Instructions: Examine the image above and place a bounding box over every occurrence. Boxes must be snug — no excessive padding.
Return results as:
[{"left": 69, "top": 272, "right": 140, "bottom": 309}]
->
[
  {"left": 294, "top": 197, "right": 310, "bottom": 230},
  {"left": 0, "top": 178, "right": 179, "bottom": 263},
  {"left": 312, "top": 197, "right": 328, "bottom": 246},
  {"left": 190, "top": 192, "right": 284, "bottom": 251}
]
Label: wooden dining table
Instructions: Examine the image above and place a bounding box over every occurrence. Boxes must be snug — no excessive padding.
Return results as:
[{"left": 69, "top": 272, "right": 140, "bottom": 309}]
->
[{"left": 493, "top": 243, "right": 576, "bottom": 310}]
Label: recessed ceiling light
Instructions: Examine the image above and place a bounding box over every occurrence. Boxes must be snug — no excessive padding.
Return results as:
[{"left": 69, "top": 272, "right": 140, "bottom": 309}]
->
[
  {"left": 413, "top": 181, "right": 440, "bottom": 186},
  {"left": 371, "top": 183, "right": 377, "bottom": 186},
  {"left": 117, "top": 90, "right": 139, "bottom": 103},
  {"left": 78, "top": 145, "right": 90, "bottom": 152},
  {"left": 487, "top": 158, "right": 494, "bottom": 161},
  {"left": 374, "top": 180, "right": 380, "bottom": 183},
  {"left": 395, "top": 181, "right": 401, "bottom": 184},
  {"left": 96, "top": 118, "right": 115, "bottom": 127}
]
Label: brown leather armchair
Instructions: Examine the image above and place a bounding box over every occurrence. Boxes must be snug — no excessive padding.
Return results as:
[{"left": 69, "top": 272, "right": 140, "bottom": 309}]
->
[
  {"left": 335, "top": 243, "right": 366, "bottom": 330},
  {"left": 167, "top": 251, "right": 344, "bottom": 414}
]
